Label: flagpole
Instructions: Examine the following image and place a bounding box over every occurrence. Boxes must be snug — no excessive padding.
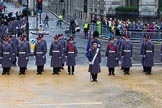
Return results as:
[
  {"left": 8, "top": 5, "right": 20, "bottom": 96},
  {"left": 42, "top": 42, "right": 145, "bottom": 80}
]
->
[{"left": 89, "top": 29, "right": 92, "bottom": 82}]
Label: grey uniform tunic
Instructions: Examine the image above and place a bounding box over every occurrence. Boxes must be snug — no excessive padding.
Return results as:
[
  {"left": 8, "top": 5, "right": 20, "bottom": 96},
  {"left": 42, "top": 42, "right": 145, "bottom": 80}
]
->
[
  {"left": 143, "top": 41, "right": 154, "bottom": 67},
  {"left": 66, "top": 43, "right": 78, "bottom": 66},
  {"left": 88, "top": 48, "right": 101, "bottom": 74},
  {"left": 1, "top": 43, "right": 12, "bottom": 68},
  {"left": 105, "top": 42, "right": 118, "bottom": 68},
  {"left": 17, "top": 42, "right": 29, "bottom": 67},
  {"left": 121, "top": 41, "right": 133, "bottom": 68},
  {"left": 49, "top": 41, "right": 62, "bottom": 68},
  {"left": 34, "top": 41, "right": 46, "bottom": 66}
]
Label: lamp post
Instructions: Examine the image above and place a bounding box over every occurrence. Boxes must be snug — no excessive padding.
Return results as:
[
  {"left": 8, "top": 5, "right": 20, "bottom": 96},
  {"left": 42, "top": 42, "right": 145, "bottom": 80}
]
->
[{"left": 26, "top": 0, "right": 29, "bottom": 41}]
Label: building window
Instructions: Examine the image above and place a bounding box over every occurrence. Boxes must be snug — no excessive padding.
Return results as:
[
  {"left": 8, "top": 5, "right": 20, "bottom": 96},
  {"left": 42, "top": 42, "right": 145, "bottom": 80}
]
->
[{"left": 126, "top": 0, "right": 139, "bottom": 6}]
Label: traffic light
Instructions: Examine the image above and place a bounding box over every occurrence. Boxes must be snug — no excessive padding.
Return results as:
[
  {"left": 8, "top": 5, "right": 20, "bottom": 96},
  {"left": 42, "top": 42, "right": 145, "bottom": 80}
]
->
[
  {"left": 83, "top": 0, "right": 87, "bottom": 13},
  {"left": 37, "top": 0, "right": 42, "bottom": 13},
  {"left": 60, "top": 0, "right": 64, "bottom": 2},
  {"left": 83, "top": 4, "right": 87, "bottom": 13}
]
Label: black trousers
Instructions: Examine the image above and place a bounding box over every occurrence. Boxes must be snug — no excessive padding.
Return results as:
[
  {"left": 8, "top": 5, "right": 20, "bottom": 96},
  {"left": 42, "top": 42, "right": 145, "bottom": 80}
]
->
[
  {"left": 20, "top": 67, "right": 26, "bottom": 74},
  {"left": 37, "top": 65, "right": 44, "bottom": 74},
  {"left": 84, "top": 29, "right": 88, "bottom": 39},
  {"left": 145, "top": 67, "right": 152, "bottom": 74},
  {"left": 13, "top": 58, "right": 17, "bottom": 65},
  {"left": 2, "top": 68, "right": 10, "bottom": 75},
  {"left": 109, "top": 68, "right": 115, "bottom": 74},
  {"left": 68, "top": 66, "right": 74, "bottom": 73},
  {"left": 53, "top": 67, "right": 59, "bottom": 74},
  {"left": 91, "top": 73, "right": 98, "bottom": 81},
  {"left": 123, "top": 68, "right": 130, "bottom": 74}
]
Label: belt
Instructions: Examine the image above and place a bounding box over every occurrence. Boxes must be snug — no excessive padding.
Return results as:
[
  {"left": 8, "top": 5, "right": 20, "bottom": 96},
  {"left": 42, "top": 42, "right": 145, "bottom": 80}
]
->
[
  {"left": 109, "top": 51, "right": 115, "bottom": 53},
  {"left": 123, "top": 50, "right": 131, "bottom": 52},
  {"left": 68, "top": 52, "right": 74, "bottom": 53},
  {"left": 19, "top": 52, "right": 26, "bottom": 54},
  {"left": 53, "top": 50, "right": 60, "bottom": 52},
  {"left": 36, "top": 52, "right": 43, "bottom": 54},
  {"left": 3, "top": 52, "right": 10, "bottom": 54},
  {"left": 146, "top": 50, "right": 152, "bottom": 53}
]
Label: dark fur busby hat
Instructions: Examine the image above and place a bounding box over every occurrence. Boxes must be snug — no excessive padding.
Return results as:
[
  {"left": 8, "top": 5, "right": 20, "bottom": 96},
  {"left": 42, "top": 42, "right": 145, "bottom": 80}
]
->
[{"left": 93, "top": 31, "right": 99, "bottom": 38}]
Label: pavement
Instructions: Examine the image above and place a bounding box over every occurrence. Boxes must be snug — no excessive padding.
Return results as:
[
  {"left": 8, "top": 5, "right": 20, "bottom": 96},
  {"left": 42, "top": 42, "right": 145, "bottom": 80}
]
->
[{"left": 1, "top": 3, "right": 162, "bottom": 108}]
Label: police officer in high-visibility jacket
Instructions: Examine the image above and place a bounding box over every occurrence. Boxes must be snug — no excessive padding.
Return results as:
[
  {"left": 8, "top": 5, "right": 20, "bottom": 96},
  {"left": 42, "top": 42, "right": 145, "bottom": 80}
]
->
[
  {"left": 58, "top": 15, "right": 63, "bottom": 28},
  {"left": 97, "top": 19, "right": 101, "bottom": 34},
  {"left": 84, "top": 19, "right": 89, "bottom": 39}
]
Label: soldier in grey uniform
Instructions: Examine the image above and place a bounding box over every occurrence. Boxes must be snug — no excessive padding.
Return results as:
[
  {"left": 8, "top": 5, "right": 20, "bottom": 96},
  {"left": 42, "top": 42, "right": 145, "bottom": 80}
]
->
[
  {"left": 1, "top": 37, "right": 12, "bottom": 75},
  {"left": 59, "top": 34, "right": 67, "bottom": 70},
  {"left": 34, "top": 36, "right": 46, "bottom": 75},
  {"left": 105, "top": 37, "right": 118, "bottom": 76},
  {"left": 65, "top": 37, "right": 78, "bottom": 75},
  {"left": 8, "top": 35, "right": 18, "bottom": 66},
  {"left": 143, "top": 35, "right": 154, "bottom": 75},
  {"left": 49, "top": 35, "right": 62, "bottom": 75},
  {"left": 121, "top": 35, "right": 133, "bottom": 75},
  {"left": 17, "top": 36, "right": 29, "bottom": 75},
  {"left": 38, "top": 34, "right": 47, "bottom": 71},
  {"left": 140, "top": 34, "right": 148, "bottom": 72},
  {"left": 88, "top": 41, "right": 101, "bottom": 82}
]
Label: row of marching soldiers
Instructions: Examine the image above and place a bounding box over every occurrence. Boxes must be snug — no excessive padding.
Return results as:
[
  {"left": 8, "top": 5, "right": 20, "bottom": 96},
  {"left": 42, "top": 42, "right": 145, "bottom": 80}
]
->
[
  {"left": 0, "top": 33, "right": 78, "bottom": 75},
  {"left": 88, "top": 30, "right": 154, "bottom": 82}
]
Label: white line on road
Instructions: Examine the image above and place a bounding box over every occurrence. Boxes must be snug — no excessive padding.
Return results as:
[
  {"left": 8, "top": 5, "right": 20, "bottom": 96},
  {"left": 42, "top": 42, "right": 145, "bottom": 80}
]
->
[{"left": 19, "top": 102, "right": 103, "bottom": 106}]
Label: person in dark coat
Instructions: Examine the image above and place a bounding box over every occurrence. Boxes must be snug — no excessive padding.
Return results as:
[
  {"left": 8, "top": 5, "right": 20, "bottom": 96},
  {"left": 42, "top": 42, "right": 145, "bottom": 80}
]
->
[
  {"left": 121, "top": 35, "right": 133, "bottom": 75},
  {"left": 65, "top": 37, "right": 78, "bottom": 75},
  {"left": 143, "top": 36, "right": 154, "bottom": 75},
  {"left": 59, "top": 34, "right": 67, "bottom": 70},
  {"left": 1, "top": 37, "right": 12, "bottom": 75},
  {"left": 49, "top": 35, "right": 62, "bottom": 75},
  {"left": 105, "top": 37, "right": 118, "bottom": 76},
  {"left": 34, "top": 36, "right": 46, "bottom": 75},
  {"left": 140, "top": 34, "right": 148, "bottom": 72},
  {"left": 88, "top": 41, "right": 101, "bottom": 82},
  {"left": 17, "top": 36, "right": 29, "bottom": 75}
]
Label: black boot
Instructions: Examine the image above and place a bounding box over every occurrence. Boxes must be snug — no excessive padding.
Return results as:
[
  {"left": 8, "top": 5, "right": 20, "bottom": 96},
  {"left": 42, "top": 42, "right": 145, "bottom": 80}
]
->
[
  {"left": 7, "top": 71, "right": 10, "bottom": 75},
  {"left": 112, "top": 71, "right": 115, "bottom": 76}
]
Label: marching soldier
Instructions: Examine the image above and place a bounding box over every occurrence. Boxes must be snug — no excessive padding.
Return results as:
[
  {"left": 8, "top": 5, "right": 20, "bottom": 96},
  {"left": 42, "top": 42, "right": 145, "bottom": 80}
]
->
[
  {"left": 34, "top": 36, "right": 46, "bottom": 75},
  {"left": 143, "top": 36, "right": 154, "bottom": 75},
  {"left": 66, "top": 37, "right": 78, "bottom": 75},
  {"left": 140, "top": 34, "right": 148, "bottom": 72},
  {"left": 121, "top": 35, "right": 133, "bottom": 75},
  {"left": 88, "top": 41, "right": 101, "bottom": 82},
  {"left": 17, "top": 36, "right": 29, "bottom": 75},
  {"left": 1, "top": 37, "right": 12, "bottom": 75},
  {"left": 105, "top": 37, "right": 118, "bottom": 76},
  {"left": 49, "top": 35, "right": 62, "bottom": 75}
]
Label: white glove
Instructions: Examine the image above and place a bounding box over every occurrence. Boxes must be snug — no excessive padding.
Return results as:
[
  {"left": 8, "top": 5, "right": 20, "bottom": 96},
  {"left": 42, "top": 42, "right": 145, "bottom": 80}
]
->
[
  {"left": 141, "top": 55, "right": 143, "bottom": 57},
  {"left": 42, "top": 56, "right": 44, "bottom": 58},
  {"left": 13, "top": 53, "right": 15, "bottom": 55},
  {"left": 121, "top": 56, "right": 124, "bottom": 58},
  {"left": 143, "top": 55, "right": 146, "bottom": 57},
  {"left": 26, "top": 57, "right": 28, "bottom": 60},
  {"left": 9, "top": 58, "right": 12, "bottom": 60},
  {"left": 116, "top": 58, "right": 118, "bottom": 60},
  {"left": 0, "top": 57, "right": 2, "bottom": 59},
  {"left": 130, "top": 57, "right": 132, "bottom": 60}
]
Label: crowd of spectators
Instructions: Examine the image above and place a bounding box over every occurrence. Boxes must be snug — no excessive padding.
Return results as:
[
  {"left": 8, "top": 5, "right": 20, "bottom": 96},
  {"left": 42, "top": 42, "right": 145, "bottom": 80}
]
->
[{"left": 91, "top": 16, "right": 162, "bottom": 36}]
